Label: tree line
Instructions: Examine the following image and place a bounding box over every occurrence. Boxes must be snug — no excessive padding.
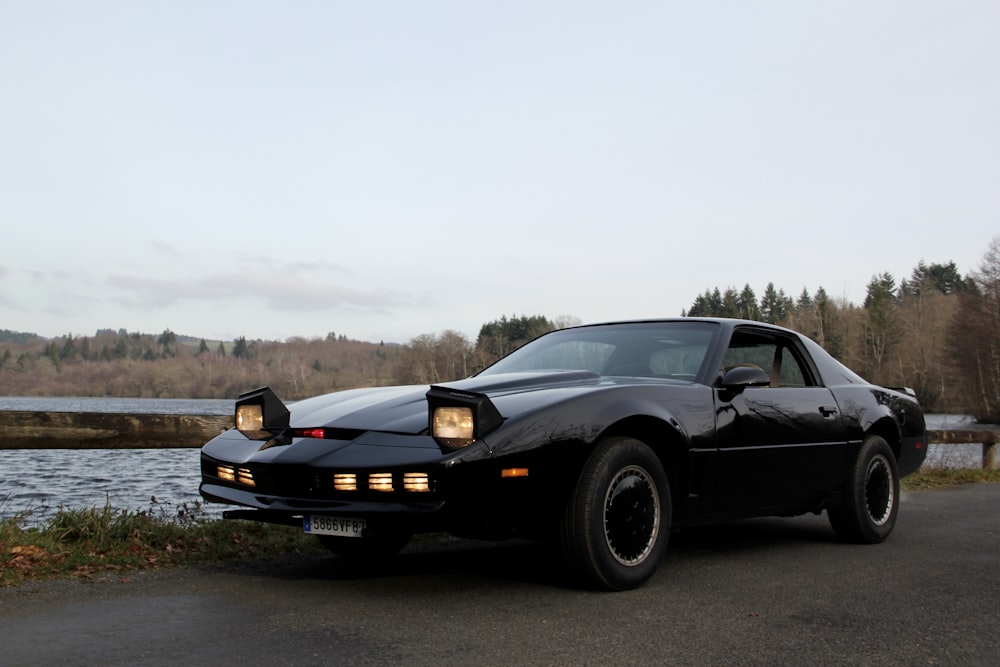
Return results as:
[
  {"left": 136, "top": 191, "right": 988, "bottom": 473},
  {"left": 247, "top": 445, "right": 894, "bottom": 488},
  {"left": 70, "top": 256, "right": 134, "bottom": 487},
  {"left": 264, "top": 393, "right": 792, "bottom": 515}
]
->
[
  {"left": 2, "top": 237, "right": 998, "bottom": 422},
  {"left": 0, "top": 316, "right": 568, "bottom": 403},
  {"left": 683, "top": 238, "right": 999, "bottom": 422}
]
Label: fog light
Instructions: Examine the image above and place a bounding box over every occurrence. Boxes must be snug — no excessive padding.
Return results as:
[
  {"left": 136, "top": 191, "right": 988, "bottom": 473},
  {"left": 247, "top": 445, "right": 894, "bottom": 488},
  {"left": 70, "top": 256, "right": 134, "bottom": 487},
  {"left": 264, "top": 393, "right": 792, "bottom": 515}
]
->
[
  {"left": 403, "top": 472, "right": 430, "bottom": 492},
  {"left": 334, "top": 473, "right": 357, "bottom": 491},
  {"left": 217, "top": 465, "right": 236, "bottom": 482},
  {"left": 369, "top": 473, "right": 394, "bottom": 492},
  {"left": 236, "top": 467, "right": 255, "bottom": 487}
]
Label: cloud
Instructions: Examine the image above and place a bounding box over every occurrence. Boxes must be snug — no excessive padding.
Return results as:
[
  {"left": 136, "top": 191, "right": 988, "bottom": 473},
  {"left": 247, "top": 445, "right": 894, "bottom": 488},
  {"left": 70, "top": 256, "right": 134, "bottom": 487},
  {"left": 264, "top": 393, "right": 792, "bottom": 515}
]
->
[
  {"left": 0, "top": 290, "right": 22, "bottom": 310},
  {"left": 149, "top": 240, "right": 182, "bottom": 257},
  {"left": 105, "top": 258, "right": 420, "bottom": 316}
]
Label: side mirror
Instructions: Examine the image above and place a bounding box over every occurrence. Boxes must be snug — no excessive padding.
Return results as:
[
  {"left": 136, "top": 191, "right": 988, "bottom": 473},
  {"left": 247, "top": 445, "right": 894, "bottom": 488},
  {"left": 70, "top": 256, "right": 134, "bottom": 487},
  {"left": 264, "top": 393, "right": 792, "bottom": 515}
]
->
[{"left": 720, "top": 365, "right": 771, "bottom": 392}]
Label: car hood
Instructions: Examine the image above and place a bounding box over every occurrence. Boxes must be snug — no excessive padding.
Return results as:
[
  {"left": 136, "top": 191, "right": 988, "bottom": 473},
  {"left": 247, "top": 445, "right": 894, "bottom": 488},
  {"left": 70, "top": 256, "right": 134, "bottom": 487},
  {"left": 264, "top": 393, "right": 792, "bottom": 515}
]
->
[{"left": 289, "top": 371, "right": 601, "bottom": 435}]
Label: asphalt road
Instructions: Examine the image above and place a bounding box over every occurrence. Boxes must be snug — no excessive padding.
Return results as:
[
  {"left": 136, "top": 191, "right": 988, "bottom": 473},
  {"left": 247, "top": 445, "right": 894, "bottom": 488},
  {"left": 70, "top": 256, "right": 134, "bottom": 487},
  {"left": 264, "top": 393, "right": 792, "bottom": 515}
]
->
[{"left": 2, "top": 484, "right": 998, "bottom": 667}]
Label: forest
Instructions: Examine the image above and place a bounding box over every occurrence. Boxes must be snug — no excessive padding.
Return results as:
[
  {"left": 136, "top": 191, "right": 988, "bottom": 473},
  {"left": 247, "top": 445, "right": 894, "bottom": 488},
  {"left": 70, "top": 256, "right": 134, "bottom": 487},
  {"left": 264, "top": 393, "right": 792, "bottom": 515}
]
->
[{"left": 2, "top": 237, "right": 998, "bottom": 423}]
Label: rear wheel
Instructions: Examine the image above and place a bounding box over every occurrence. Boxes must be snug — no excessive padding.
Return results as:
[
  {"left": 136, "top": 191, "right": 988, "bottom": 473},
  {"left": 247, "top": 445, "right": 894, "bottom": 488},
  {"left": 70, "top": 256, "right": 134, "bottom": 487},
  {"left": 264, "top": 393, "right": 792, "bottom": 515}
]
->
[
  {"left": 559, "top": 437, "right": 671, "bottom": 590},
  {"left": 828, "top": 435, "right": 899, "bottom": 543}
]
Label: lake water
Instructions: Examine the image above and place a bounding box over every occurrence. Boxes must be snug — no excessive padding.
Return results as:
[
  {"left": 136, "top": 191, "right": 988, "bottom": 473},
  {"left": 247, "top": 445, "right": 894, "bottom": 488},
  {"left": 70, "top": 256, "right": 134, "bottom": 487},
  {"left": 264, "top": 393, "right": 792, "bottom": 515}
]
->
[
  {"left": 1, "top": 397, "right": 232, "bottom": 523},
  {"left": 0, "top": 398, "right": 990, "bottom": 523}
]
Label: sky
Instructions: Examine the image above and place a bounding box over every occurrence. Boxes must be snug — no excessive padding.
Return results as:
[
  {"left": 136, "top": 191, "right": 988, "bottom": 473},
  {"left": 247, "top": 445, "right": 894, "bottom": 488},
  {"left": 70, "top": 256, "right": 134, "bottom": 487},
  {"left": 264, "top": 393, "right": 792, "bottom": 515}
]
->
[{"left": 1, "top": 2, "right": 997, "bottom": 345}]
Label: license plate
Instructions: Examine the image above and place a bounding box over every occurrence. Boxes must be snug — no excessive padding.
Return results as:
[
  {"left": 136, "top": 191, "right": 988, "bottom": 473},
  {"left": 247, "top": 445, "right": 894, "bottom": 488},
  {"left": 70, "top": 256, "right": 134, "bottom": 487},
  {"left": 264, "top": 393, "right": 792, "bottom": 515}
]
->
[{"left": 304, "top": 515, "right": 366, "bottom": 538}]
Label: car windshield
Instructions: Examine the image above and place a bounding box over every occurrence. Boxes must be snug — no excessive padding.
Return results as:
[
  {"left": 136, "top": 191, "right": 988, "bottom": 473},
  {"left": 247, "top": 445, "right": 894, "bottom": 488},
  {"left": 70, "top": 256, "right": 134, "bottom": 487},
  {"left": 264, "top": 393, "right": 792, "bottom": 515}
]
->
[{"left": 477, "top": 321, "right": 720, "bottom": 380}]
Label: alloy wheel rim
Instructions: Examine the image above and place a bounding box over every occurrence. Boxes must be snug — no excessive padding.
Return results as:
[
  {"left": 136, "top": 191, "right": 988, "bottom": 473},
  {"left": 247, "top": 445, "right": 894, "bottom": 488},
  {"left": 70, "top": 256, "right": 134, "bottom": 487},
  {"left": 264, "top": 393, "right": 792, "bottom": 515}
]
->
[
  {"left": 864, "top": 455, "right": 894, "bottom": 526},
  {"left": 603, "top": 465, "right": 659, "bottom": 566}
]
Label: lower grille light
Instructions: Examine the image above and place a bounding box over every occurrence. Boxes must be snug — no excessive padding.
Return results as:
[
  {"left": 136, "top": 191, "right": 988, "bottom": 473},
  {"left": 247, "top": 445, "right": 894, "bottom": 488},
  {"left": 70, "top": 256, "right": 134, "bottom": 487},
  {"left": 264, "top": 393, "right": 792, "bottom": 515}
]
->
[{"left": 213, "top": 462, "right": 433, "bottom": 497}]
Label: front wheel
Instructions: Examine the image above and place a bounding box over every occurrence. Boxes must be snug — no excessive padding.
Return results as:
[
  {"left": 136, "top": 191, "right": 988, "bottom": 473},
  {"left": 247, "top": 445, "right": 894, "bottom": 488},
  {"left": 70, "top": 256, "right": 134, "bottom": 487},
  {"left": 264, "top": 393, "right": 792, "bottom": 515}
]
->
[
  {"left": 559, "top": 437, "right": 671, "bottom": 590},
  {"left": 828, "top": 435, "right": 900, "bottom": 543}
]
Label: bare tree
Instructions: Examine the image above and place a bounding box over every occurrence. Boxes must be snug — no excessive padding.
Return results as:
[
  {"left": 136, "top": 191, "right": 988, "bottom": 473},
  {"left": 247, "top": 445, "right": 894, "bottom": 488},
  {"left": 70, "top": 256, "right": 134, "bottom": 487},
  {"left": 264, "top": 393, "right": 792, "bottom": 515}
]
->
[
  {"left": 434, "top": 330, "right": 472, "bottom": 381},
  {"left": 949, "top": 236, "right": 1000, "bottom": 422}
]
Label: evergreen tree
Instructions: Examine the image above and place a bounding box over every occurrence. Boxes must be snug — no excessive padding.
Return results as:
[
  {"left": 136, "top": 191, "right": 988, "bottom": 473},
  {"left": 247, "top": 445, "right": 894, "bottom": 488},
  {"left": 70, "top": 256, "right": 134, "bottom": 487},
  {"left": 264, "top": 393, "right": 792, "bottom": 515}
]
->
[
  {"left": 476, "top": 315, "right": 553, "bottom": 359},
  {"left": 862, "top": 272, "right": 900, "bottom": 383},
  {"left": 796, "top": 288, "right": 813, "bottom": 310},
  {"left": 707, "top": 288, "right": 724, "bottom": 316},
  {"left": 759, "top": 283, "right": 791, "bottom": 324},
  {"left": 46, "top": 342, "right": 61, "bottom": 371},
  {"left": 685, "top": 290, "right": 713, "bottom": 317},
  {"left": 737, "top": 284, "right": 761, "bottom": 320},
  {"left": 60, "top": 335, "right": 79, "bottom": 361},
  {"left": 899, "top": 260, "right": 968, "bottom": 297},
  {"left": 232, "top": 336, "right": 250, "bottom": 359},
  {"left": 721, "top": 288, "right": 740, "bottom": 318},
  {"left": 158, "top": 329, "right": 178, "bottom": 358}
]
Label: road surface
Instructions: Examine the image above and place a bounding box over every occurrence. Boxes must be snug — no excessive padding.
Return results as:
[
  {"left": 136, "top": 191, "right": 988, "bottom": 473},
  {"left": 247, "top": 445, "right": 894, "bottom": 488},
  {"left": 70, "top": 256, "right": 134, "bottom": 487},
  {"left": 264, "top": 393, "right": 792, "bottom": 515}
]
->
[{"left": 2, "top": 484, "right": 998, "bottom": 666}]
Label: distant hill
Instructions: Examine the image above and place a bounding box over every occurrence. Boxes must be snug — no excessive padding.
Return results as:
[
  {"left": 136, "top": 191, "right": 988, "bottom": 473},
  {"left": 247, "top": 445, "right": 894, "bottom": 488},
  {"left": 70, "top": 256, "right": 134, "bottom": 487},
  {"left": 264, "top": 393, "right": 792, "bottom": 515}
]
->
[{"left": 0, "top": 329, "right": 42, "bottom": 345}]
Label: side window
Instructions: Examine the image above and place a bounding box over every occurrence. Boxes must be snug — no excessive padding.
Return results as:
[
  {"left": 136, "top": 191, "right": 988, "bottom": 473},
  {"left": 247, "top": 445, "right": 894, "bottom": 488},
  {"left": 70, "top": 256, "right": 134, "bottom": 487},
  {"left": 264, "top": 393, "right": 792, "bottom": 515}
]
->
[
  {"left": 777, "top": 346, "right": 807, "bottom": 387},
  {"left": 723, "top": 331, "right": 775, "bottom": 373},
  {"left": 723, "top": 330, "right": 814, "bottom": 387}
]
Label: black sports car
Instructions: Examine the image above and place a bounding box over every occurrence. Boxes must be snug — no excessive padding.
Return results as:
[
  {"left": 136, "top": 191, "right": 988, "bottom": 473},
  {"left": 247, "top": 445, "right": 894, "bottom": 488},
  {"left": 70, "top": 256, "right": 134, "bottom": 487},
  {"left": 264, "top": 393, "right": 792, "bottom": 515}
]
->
[{"left": 199, "top": 318, "right": 926, "bottom": 590}]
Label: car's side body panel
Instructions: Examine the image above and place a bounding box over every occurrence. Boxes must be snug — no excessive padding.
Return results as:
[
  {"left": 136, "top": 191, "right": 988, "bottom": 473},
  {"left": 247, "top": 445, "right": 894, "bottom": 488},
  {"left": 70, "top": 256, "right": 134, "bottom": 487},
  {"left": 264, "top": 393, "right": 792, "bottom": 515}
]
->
[{"left": 711, "top": 385, "right": 848, "bottom": 513}]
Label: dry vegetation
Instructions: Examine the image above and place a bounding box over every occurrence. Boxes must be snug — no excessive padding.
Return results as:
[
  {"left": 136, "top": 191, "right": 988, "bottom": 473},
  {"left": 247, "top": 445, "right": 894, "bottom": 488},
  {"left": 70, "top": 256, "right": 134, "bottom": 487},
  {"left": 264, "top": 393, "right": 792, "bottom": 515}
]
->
[
  {"left": 0, "top": 333, "right": 403, "bottom": 400},
  {"left": 0, "top": 316, "right": 556, "bottom": 402}
]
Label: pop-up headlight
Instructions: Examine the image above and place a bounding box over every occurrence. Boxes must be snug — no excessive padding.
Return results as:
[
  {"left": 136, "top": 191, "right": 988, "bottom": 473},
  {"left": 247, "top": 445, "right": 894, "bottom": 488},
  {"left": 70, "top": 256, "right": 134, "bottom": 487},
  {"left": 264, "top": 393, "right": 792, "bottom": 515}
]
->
[
  {"left": 433, "top": 407, "right": 474, "bottom": 442},
  {"left": 236, "top": 404, "right": 263, "bottom": 432},
  {"left": 427, "top": 385, "right": 503, "bottom": 450},
  {"left": 234, "top": 386, "right": 290, "bottom": 440}
]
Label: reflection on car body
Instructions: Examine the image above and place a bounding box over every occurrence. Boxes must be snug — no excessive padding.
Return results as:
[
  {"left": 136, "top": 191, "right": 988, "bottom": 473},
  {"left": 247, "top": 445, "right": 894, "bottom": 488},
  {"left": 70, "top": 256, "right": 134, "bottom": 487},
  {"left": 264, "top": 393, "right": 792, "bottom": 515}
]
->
[{"left": 200, "top": 318, "right": 926, "bottom": 590}]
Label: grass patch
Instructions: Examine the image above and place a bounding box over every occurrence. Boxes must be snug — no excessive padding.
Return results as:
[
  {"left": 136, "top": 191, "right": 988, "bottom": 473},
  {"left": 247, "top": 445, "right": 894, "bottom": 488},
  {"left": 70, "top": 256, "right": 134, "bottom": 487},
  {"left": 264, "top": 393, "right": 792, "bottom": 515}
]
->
[
  {"left": 1, "top": 499, "right": 322, "bottom": 587},
  {"left": 902, "top": 466, "right": 1000, "bottom": 491}
]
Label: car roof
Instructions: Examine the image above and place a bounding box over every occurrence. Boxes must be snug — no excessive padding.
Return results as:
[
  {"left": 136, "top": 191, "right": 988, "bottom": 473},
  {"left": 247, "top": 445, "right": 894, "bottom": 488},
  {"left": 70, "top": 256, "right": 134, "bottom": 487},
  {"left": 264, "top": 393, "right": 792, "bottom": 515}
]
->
[{"left": 568, "top": 318, "right": 799, "bottom": 335}]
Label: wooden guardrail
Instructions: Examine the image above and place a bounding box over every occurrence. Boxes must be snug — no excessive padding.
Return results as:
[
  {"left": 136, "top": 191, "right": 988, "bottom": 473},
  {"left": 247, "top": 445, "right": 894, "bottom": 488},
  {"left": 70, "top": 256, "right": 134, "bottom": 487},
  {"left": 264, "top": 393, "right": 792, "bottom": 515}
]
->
[
  {"left": 927, "top": 429, "right": 997, "bottom": 470},
  {"left": 0, "top": 412, "right": 996, "bottom": 468}
]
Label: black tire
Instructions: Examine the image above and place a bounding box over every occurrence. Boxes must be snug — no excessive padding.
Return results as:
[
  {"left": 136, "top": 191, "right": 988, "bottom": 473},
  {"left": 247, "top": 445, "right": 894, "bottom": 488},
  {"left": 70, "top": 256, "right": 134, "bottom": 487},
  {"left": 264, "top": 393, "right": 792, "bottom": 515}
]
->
[
  {"left": 828, "top": 435, "right": 899, "bottom": 544},
  {"left": 559, "top": 436, "right": 671, "bottom": 590},
  {"left": 317, "top": 528, "right": 411, "bottom": 561}
]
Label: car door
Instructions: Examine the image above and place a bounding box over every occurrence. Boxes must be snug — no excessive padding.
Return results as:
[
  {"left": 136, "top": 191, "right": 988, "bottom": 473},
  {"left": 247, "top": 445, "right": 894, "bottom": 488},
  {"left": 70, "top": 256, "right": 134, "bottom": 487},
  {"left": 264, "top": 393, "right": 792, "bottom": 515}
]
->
[{"left": 711, "top": 327, "right": 848, "bottom": 513}]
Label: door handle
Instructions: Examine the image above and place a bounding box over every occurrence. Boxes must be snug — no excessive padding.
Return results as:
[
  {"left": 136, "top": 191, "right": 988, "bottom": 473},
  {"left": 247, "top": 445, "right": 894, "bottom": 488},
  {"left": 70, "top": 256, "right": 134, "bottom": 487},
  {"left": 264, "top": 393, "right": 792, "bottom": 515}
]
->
[{"left": 819, "top": 406, "right": 838, "bottom": 418}]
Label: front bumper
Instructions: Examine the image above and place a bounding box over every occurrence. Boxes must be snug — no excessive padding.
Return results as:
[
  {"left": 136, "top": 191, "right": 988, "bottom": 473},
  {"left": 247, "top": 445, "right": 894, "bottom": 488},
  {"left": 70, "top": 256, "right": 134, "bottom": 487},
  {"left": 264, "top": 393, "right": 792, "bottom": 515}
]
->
[{"left": 200, "top": 480, "right": 447, "bottom": 516}]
